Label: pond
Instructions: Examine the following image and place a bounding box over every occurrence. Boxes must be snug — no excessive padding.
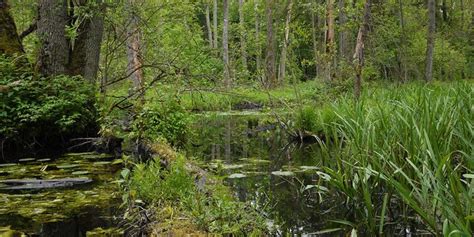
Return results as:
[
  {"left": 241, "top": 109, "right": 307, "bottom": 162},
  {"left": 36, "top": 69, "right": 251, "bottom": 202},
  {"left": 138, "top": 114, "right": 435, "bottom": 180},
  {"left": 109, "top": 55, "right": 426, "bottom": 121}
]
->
[
  {"left": 185, "top": 112, "right": 426, "bottom": 236},
  {"left": 185, "top": 112, "right": 349, "bottom": 235},
  {"left": 0, "top": 153, "right": 123, "bottom": 236}
]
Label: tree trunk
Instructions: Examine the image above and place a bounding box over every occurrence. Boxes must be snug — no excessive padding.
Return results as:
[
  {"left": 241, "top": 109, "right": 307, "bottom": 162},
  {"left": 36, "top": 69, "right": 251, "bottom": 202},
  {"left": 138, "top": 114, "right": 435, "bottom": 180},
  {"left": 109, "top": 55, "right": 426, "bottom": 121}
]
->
[
  {"left": 265, "top": 0, "right": 276, "bottom": 88},
  {"left": 36, "top": 0, "right": 69, "bottom": 76},
  {"left": 69, "top": 0, "right": 104, "bottom": 83},
  {"left": 222, "top": 0, "right": 231, "bottom": 88},
  {"left": 278, "top": 0, "right": 293, "bottom": 83},
  {"left": 126, "top": 0, "right": 144, "bottom": 100},
  {"left": 205, "top": 3, "right": 213, "bottom": 48},
  {"left": 239, "top": 0, "right": 248, "bottom": 72},
  {"left": 425, "top": 0, "right": 436, "bottom": 82},
  {"left": 398, "top": 0, "right": 407, "bottom": 82},
  {"left": 311, "top": 1, "right": 319, "bottom": 78},
  {"left": 338, "top": 0, "right": 348, "bottom": 60},
  {"left": 0, "top": 0, "right": 23, "bottom": 56},
  {"left": 353, "top": 0, "right": 371, "bottom": 100},
  {"left": 255, "top": 0, "right": 261, "bottom": 73},
  {"left": 325, "top": 0, "right": 335, "bottom": 81},
  {"left": 213, "top": 0, "right": 218, "bottom": 49}
]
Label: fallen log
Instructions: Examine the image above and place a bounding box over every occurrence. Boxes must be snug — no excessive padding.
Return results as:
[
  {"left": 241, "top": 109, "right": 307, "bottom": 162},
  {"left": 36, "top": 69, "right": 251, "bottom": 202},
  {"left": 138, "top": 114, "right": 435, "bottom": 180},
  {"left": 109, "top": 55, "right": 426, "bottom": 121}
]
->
[{"left": 0, "top": 178, "right": 92, "bottom": 190}]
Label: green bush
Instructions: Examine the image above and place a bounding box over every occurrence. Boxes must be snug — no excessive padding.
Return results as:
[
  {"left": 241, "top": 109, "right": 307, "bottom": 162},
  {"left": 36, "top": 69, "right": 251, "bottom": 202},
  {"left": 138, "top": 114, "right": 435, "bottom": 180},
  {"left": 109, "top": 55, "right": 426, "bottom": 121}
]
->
[
  {"left": 0, "top": 55, "right": 97, "bottom": 145},
  {"left": 133, "top": 99, "right": 190, "bottom": 146}
]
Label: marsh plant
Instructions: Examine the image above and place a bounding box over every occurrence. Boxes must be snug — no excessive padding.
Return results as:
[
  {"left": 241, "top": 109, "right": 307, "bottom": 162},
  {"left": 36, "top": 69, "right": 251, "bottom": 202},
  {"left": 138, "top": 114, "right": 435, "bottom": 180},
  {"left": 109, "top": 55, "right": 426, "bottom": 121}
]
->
[{"left": 298, "top": 82, "right": 473, "bottom": 235}]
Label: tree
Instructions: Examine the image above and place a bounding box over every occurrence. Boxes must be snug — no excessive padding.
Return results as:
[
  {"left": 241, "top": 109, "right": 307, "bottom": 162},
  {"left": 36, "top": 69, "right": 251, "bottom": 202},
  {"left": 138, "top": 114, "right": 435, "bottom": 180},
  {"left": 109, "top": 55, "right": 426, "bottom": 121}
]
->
[
  {"left": 36, "top": 0, "right": 70, "bottom": 76},
  {"left": 0, "top": 0, "right": 23, "bottom": 56},
  {"left": 325, "top": 0, "right": 335, "bottom": 81},
  {"left": 213, "top": 0, "right": 218, "bottom": 48},
  {"left": 265, "top": 0, "right": 276, "bottom": 88},
  {"left": 255, "top": 0, "right": 261, "bottom": 73},
  {"left": 126, "top": 0, "right": 144, "bottom": 100},
  {"left": 278, "top": 0, "right": 293, "bottom": 83},
  {"left": 205, "top": 1, "right": 213, "bottom": 48},
  {"left": 425, "top": 0, "right": 436, "bottom": 82},
  {"left": 353, "top": 0, "right": 371, "bottom": 100},
  {"left": 222, "top": 0, "right": 231, "bottom": 88},
  {"left": 36, "top": 0, "right": 104, "bottom": 80},
  {"left": 239, "top": 0, "right": 248, "bottom": 72}
]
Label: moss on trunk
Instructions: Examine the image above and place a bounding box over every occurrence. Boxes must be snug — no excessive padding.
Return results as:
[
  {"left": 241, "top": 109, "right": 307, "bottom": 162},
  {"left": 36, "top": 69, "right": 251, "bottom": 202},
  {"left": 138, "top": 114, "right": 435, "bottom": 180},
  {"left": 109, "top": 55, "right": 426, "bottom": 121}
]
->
[{"left": 0, "top": 1, "right": 24, "bottom": 55}]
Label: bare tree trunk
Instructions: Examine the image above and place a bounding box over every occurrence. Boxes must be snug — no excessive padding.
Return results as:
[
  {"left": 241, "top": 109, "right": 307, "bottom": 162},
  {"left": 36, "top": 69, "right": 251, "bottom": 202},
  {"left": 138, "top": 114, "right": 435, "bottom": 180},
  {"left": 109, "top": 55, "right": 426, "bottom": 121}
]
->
[
  {"left": 255, "top": 0, "right": 261, "bottom": 73},
  {"left": 239, "top": 0, "right": 248, "bottom": 72},
  {"left": 325, "top": 0, "right": 335, "bottom": 81},
  {"left": 0, "top": 0, "right": 24, "bottom": 56},
  {"left": 36, "top": 0, "right": 69, "bottom": 76},
  {"left": 213, "top": 0, "right": 218, "bottom": 48},
  {"left": 311, "top": 2, "right": 319, "bottom": 78},
  {"left": 425, "top": 0, "right": 436, "bottom": 82},
  {"left": 338, "top": 0, "right": 348, "bottom": 60},
  {"left": 265, "top": 0, "right": 276, "bottom": 88},
  {"left": 69, "top": 0, "right": 104, "bottom": 83},
  {"left": 222, "top": 0, "right": 231, "bottom": 88},
  {"left": 205, "top": 3, "right": 213, "bottom": 48},
  {"left": 398, "top": 0, "right": 407, "bottom": 82},
  {"left": 353, "top": 0, "right": 371, "bottom": 100},
  {"left": 278, "top": 0, "right": 293, "bottom": 83},
  {"left": 126, "top": 0, "right": 144, "bottom": 100}
]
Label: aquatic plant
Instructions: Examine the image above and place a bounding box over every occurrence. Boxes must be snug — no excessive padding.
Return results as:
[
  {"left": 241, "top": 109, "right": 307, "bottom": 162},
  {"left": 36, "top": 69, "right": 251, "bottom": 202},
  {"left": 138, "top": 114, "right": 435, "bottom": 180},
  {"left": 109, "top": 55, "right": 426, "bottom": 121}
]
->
[{"left": 300, "top": 82, "right": 473, "bottom": 235}]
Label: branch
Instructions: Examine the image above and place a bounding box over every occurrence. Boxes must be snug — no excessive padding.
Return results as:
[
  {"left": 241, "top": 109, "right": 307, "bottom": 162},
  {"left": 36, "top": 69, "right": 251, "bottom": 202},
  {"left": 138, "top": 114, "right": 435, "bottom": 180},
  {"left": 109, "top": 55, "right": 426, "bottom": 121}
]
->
[{"left": 19, "top": 20, "right": 37, "bottom": 40}]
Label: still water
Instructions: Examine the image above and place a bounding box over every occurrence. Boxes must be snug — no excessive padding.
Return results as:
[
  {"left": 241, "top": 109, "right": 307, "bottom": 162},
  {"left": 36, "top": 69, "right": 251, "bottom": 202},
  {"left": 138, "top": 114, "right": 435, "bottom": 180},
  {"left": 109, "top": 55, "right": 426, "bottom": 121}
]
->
[{"left": 0, "top": 153, "right": 123, "bottom": 236}]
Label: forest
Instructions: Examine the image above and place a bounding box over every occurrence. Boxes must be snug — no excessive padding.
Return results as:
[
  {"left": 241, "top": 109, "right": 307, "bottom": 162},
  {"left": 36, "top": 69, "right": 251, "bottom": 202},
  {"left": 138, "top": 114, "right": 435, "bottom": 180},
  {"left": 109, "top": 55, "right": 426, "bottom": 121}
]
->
[{"left": 0, "top": 0, "right": 473, "bottom": 236}]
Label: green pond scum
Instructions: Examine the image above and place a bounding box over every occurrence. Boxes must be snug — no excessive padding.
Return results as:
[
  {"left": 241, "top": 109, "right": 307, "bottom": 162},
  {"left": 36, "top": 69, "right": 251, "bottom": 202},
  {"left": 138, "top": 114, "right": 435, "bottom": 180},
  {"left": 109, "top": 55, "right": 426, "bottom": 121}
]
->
[{"left": 0, "top": 152, "right": 123, "bottom": 236}]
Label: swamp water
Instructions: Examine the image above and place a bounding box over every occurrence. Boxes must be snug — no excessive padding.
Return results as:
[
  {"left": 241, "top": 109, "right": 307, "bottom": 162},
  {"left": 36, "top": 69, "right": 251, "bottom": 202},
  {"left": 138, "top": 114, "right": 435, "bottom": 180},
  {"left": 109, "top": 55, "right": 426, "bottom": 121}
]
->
[
  {"left": 0, "top": 153, "right": 123, "bottom": 236},
  {"left": 186, "top": 112, "right": 429, "bottom": 236},
  {"left": 186, "top": 112, "right": 350, "bottom": 235}
]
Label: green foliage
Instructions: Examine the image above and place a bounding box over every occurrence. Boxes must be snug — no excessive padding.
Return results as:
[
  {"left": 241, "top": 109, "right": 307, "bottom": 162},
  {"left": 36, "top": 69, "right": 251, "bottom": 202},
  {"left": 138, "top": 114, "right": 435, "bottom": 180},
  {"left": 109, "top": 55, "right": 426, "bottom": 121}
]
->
[
  {"left": 304, "top": 82, "right": 474, "bottom": 235},
  {"left": 133, "top": 99, "right": 190, "bottom": 146},
  {"left": 126, "top": 155, "right": 267, "bottom": 234},
  {"left": 0, "top": 55, "right": 96, "bottom": 142}
]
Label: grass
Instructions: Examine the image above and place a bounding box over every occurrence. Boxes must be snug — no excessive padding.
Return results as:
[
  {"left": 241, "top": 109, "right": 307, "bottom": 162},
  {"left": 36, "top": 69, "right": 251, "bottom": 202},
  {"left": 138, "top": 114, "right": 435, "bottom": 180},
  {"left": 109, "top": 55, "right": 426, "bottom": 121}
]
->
[
  {"left": 122, "top": 147, "right": 267, "bottom": 235},
  {"left": 299, "top": 81, "right": 473, "bottom": 235}
]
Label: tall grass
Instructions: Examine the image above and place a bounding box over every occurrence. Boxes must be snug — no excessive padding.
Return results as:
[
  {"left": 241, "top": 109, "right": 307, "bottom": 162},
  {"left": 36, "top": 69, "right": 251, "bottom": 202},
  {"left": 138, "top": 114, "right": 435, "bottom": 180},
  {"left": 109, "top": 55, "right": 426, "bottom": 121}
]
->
[{"left": 307, "top": 82, "right": 473, "bottom": 235}]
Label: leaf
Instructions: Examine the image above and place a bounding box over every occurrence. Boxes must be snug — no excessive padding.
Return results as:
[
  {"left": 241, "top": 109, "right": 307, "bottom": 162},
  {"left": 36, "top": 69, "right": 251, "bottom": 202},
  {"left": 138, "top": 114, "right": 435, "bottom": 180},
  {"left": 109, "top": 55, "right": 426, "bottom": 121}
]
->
[
  {"left": 121, "top": 168, "right": 130, "bottom": 179},
  {"left": 227, "top": 173, "right": 247, "bottom": 179}
]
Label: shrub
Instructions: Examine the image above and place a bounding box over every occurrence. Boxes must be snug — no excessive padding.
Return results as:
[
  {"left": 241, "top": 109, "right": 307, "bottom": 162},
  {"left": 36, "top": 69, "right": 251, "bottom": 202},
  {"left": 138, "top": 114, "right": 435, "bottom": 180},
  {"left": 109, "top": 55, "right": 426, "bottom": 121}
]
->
[{"left": 0, "top": 55, "right": 97, "bottom": 150}]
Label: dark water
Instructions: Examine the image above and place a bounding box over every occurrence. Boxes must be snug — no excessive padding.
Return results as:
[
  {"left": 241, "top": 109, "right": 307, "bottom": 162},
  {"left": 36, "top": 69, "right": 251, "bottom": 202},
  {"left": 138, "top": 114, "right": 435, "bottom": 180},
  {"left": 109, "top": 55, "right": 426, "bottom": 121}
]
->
[
  {"left": 0, "top": 153, "right": 123, "bottom": 236},
  {"left": 185, "top": 112, "right": 352, "bottom": 235},
  {"left": 186, "top": 112, "right": 434, "bottom": 236}
]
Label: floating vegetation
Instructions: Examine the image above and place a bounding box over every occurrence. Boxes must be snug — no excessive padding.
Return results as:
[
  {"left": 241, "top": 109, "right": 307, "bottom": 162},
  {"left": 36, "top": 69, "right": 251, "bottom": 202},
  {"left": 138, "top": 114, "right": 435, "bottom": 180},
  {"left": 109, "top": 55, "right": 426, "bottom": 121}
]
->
[{"left": 0, "top": 152, "right": 122, "bottom": 235}]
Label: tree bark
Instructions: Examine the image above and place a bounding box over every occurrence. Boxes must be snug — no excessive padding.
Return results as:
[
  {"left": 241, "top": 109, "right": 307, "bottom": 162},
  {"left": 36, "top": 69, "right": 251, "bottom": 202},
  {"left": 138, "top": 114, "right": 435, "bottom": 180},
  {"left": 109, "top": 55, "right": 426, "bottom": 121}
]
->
[
  {"left": 425, "top": 0, "right": 436, "bottom": 82},
  {"left": 338, "top": 0, "right": 348, "bottom": 60},
  {"left": 353, "top": 0, "right": 371, "bottom": 100},
  {"left": 213, "top": 0, "right": 218, "bottom": 49},
  {"left": 69, "top": 0, "right": 104, "bottom": 83},
  {"left": 255, "top": 0, "right": 261, "bottom": 73},
  {"left": 325, "top": 0, "right": 335, "bottom": 81},
  {"left": 239, "top": 0, "right": 248, "bottom": 72},
  {"left": 398, "top": 0, "right": 407, "bottom": 82},
  {"left": 278, "top": 0, "right": 293, "bottom": 83},
  {"left": 36, "top": 0, "right": 69, "bottom": 76},
  {"left": 0, "top": 0, "right": 23, "bottom": 56},
  {"left": 311, "top": 1, "right": 319, "bottom": 78},
  {"left": 265, "top": 0, "right": 276, "bottom": 88},
  {"left": 205, "top": 3, "right": 213, "bottom": 48},
  {"left": 126, "top": 0, "right": 144, "bottom": 100},
  {"left": 222, "top": 0, "right": 231, "bottom": 88}
]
